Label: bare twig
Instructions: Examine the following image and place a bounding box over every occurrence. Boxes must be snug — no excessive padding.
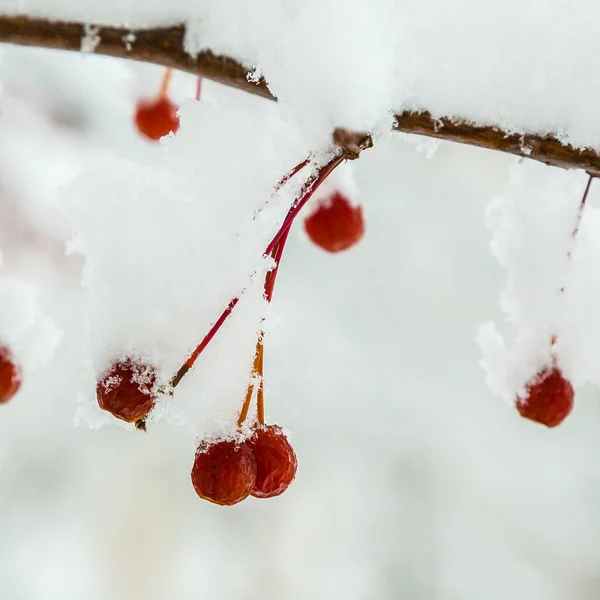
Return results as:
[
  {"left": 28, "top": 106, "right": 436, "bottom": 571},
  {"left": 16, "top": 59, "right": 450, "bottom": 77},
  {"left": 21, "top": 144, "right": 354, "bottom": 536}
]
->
[
  {"left": 394, "top": 112, "right": 600, "bottom": 176},
  {"left": 0, "top": 16, "right": 272, "bottom": 97},
  {"left": 1, "top": 15, "right": 600, "bottom": 174}
]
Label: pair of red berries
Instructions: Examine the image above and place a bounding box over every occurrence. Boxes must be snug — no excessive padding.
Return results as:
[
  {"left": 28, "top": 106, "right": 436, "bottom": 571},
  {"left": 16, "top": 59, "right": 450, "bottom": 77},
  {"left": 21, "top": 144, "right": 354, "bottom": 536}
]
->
[
  {"left": 0, "top": 346, "right": 21, "bottom": 404},
  {"left": 192, "top": 425, "right": 297, "bottom": 505}
]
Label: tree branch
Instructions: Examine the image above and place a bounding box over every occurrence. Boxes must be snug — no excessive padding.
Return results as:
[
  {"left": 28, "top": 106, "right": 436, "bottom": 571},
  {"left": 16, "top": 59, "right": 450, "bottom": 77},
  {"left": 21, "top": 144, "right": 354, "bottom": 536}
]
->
[
  {"left": 1, "top": 14, "right": 600, "bottom": 174},
  {"left": 0, "top": 16, "right": 273, "bottom": 98},
  {"left": 393, "top": 112, "right": 600, "bottom": 175}
]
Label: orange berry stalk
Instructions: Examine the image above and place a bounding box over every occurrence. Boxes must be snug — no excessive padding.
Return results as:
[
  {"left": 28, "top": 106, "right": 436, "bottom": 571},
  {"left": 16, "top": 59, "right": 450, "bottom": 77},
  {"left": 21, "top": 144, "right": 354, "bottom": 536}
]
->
[{"left": 237, "top": 228, "right": 289, "bottom": 429}]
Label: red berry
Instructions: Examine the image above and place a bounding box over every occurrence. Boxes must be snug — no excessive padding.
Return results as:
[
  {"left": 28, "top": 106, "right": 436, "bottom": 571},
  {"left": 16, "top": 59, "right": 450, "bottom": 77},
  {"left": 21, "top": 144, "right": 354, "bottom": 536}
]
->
[
  {"left": 248, "top": 424, "right": 297, "bottom": 498},
  {"left": 191, "top": 440, "right": 257, "bottom": 506},
  {"left": 304, "top": 191, "right": 364, "bottom": 253},
  {"left": 516, "top": 367, "right": 574, "bottom": 428},
  {"left": 134, "top": 97, "right": 180, "bottom": 141},
  {"left": 0, "top": 345, "right": 21, "bottom": 404},
  {"left": 96, "top": 359, "right": 157, "bottom": 423}
]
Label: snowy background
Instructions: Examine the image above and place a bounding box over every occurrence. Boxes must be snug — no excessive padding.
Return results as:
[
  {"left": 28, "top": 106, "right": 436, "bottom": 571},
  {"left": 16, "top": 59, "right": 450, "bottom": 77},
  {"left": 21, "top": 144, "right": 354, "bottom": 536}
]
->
[{"left": 2, "top": 13, "right": 600, "bottom": 600}]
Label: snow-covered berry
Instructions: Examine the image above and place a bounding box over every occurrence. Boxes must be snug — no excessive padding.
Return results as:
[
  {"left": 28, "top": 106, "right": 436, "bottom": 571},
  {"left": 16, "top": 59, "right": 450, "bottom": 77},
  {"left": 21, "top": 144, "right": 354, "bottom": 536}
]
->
[
  {"left": 191, "top": 440, "right": 257, "bottom": 506},
  {"left": 516, "top": 367, "right": 574, "bottom": 428},
  {"left": 96, "top": 359, "right": 157, "bottom": 423}
]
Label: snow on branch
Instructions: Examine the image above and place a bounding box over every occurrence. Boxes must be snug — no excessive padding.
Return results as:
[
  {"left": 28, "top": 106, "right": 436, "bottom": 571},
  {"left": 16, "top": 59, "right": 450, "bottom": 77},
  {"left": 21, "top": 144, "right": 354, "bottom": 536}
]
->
[{"left": 2, "top": 14, "right": 600, "bottom": 174}]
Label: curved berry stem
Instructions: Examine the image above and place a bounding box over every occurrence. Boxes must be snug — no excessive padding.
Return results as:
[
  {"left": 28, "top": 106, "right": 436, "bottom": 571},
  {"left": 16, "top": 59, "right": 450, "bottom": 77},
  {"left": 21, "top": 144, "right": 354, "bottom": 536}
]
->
[
  {"left": 170, "top": 296, "right": 239, "bottom": 388},
  {"left": 273, "top": 157, "right": 310, "bottom": 193},
  {"left": 551, "top": 174, "right": 594, "bottom": 354},
  {"left": 170, "top": 151, "right": 344, "bottom": 391},
  {"left": 241, "top": 231, "right": 290, "bottom": 427},
  {"left": 265, "top": 152, "right": 344, "bottom": 256},
  {"left": 572, "top": 174, "right": 594, "bottom": 239},
  {"left": 265, "top": 227, "right": 291, "bottom": 303},
  {"left": 159, "top": 67, "right": 173, "bottom": 98},
  {"left": 255, "top": 231, "right": 291, "bottom": 425},
  {"left": 195, "top": 77, "right": 203, "bottom": 101}
]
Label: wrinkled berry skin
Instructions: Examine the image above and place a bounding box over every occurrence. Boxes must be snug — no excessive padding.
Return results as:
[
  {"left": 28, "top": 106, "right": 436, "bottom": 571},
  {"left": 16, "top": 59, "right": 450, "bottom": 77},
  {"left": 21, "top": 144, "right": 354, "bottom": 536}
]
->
[
  {"left": 304, "top": 191, "right": 364, "bottom": 253},
  {"left": 135, "top": 97, "right": 180, "bottom": 141},
  {"left": 0, "top": 346, "right": 21, "bottom": 404},
  {"left": 191, "top": 440, "right": 257, "bottom": 506},
  {"left": 516, "top": 367, "right": 574, "bottom": 428},
  {"left": 96, "top": 359, "right": 157, "bottom": 423},
  {"left": 249, "top": 425, "right": 297, "bottom": 498}
]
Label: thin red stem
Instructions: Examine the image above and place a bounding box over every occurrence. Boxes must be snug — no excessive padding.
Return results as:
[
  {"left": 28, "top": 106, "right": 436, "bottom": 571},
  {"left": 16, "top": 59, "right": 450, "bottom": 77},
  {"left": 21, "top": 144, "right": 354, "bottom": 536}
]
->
[
  {"left": 253, "top": 156, "right": 311, "bottom": 219},
  {"left": 265, "top": 152, "right": 343, "bottom": 256},
  {"left": 254, "top": 233, "right": 291, "bottom": 424},
  {"left": 273, "top": 157, "right": 310, "bottom": 193},
  {"left": 265, "top": 227, "right": 291, "bottom": 302},
  {"left": 170, "top": 296, "right": 239, "bottom": 388},
  {"left": 170, "top": 151, "right": 344, "bottom": 389},
  {"left": 572, "top": 174, "right": 593, "bottom": 239},
  {"left": 195, "top": 77, "right": 202, "bottom": 101},
  {"left": 553, "top": 174, "right": 594, "bottom": 349}
]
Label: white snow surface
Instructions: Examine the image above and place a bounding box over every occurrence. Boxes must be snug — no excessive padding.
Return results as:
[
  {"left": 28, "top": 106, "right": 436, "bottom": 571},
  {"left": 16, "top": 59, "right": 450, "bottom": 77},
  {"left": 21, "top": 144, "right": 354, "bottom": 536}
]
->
[
  {"left": 0, "top": 275, "right": 60, "bottom": 371},
  {"left": 64, "top": 95, "right": 319, "bottom": 435},
  {"left": 478, "top": 162, "right": 600, "bottom": 403},
  {"left": 1, "top": 1, "right": 600, "bottom": 147},
  {"left": 478, "top": 162, "right": 586, "bottom": 401},
  {"left": 3, "top": 45, "right": 600, "bottom": 600}
]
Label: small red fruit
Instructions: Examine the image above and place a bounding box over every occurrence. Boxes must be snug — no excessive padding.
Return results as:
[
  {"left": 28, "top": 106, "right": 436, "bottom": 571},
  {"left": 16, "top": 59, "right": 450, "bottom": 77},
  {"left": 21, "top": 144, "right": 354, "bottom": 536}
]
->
[
  {"left": 0, "top": 345, "right": 21, "bottom": 404},
  {"left": 134, "top": 97, "right": 180, "bottom": 141},
  {"left": 96, "top": 359, "right": 157, "bottom": 423},
  {"left": 516, "top": 367, "right": 574, "bottom": 428},
  {"left": 191, "top": 440, "right": 257, "bottom": 506},
  {"left": 249, "top": 424, "right": 297, "bottom": 498},
  {"left": 304, "top": 190, "right": 364, "bottom": 253}
]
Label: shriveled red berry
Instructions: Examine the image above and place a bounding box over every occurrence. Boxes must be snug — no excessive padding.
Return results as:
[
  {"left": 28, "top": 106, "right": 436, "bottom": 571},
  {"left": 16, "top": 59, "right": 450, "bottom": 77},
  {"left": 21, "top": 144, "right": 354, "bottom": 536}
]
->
[
  {"left": 248, "top": 424, "right": 297, "bottom": 498},
  {"left": 191, "top": 440, "right": 257, "bottom": 506},
  {"left": 304, "top": 191, "right": 365, "bottom": 253},
  {"left": 134, "top": 97, "right": 180, "bottom": 141},
  {"left": 0, "top": 345, "right": 21, "bottom": 404},
  {"left": 96, "top": 359, "right": 157, "bottom": 423},
  {"left": 516, "top": 367, "right": 574, "bottom": 428}
]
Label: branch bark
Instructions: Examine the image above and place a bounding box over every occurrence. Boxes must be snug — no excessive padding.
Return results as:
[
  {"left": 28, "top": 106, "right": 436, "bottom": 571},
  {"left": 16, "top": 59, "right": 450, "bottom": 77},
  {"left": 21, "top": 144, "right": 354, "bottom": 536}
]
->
[{"left": 1, "top": 15, "right": 600, "bottom": 174}]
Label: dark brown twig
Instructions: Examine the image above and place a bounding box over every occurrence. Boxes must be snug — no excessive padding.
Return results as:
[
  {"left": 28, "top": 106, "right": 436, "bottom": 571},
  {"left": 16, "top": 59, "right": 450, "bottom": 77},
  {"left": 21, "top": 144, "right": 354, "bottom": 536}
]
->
[{"left": 0, "top": 15, "right": 600, "bottom": 173}]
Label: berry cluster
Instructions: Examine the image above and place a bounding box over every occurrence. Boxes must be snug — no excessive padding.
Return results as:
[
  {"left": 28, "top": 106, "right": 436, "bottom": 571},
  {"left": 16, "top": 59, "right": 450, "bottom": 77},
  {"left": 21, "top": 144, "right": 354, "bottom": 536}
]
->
[
  {"left": 94, "top": 137, "right": 369, "bottom": 504},
  {"left": 191, "top": 425, "right": 297, "bottom": 506}
]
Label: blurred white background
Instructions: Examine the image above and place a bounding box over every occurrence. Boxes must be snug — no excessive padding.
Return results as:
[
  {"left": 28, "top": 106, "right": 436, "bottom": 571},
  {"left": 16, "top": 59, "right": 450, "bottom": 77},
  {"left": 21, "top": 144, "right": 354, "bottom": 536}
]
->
[{"left": 1, "top": 45, "right": 600, "bottom": 600}]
